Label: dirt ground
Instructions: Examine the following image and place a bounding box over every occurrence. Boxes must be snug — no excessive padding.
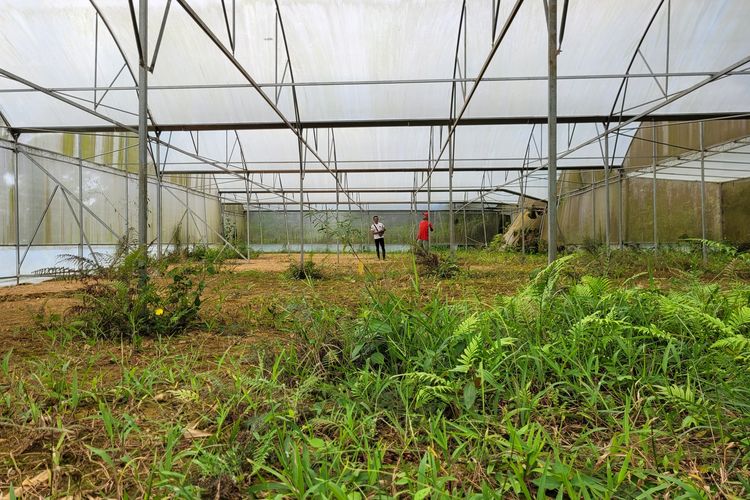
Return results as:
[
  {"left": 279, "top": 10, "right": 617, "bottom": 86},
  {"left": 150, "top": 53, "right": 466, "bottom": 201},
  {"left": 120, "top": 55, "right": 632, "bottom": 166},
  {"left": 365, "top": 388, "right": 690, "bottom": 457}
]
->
[
  {"left": 0, "top": 252, "right": 538, "bottom": 356},
  {"left": 1, "top": 250, "right": 741, "bottom": 497}
]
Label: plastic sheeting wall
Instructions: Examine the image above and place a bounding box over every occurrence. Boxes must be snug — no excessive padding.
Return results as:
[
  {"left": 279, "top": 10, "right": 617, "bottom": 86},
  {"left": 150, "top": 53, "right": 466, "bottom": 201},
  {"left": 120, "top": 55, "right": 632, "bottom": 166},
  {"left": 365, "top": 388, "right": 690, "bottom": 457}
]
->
[
  {"left": 0, "top": 136, "right": 221, "bottom": 281},
  {"left": 223, "top": 205, "right": 507, "bottom": 251},
  {"left": 554, "top": 120, "right": 750, "bottom": 246}
]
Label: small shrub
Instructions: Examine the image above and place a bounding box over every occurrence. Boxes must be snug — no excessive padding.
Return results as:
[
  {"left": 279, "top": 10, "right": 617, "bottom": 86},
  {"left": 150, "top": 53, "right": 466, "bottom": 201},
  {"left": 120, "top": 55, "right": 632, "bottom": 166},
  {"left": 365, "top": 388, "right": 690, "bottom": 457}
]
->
[
  {"left": 285, "top": 259, "right": 323, "bottom": 280},
  {"left": 65, "top": 249, "right": 206, "bottom": 340},
  {"left": 413, "top": 244, "right": 460, "bottom": 278},
  {"left": 187, "top": 244, "right": 225, "bottom": 263}
]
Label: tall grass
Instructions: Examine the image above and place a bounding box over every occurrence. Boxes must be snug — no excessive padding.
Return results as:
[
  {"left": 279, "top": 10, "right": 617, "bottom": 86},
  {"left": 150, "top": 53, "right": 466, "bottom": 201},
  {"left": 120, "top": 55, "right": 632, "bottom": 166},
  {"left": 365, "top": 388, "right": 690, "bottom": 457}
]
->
[
  {"left": 203, "top": 256, "right": 750, "bottom": 497},
  {"left": 3, "top": 252, "right": 750, "bottom": 497}
]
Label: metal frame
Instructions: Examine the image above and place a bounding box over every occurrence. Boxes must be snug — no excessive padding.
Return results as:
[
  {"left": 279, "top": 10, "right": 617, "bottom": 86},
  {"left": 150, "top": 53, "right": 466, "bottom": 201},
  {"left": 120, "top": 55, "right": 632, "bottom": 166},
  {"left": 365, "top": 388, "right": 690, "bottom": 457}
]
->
[
  {"left": 2, "top": 0, "right": 750, "bottom": 281},
  {"left": 1, "top": 139, "right": 224, "bottom": 284}
]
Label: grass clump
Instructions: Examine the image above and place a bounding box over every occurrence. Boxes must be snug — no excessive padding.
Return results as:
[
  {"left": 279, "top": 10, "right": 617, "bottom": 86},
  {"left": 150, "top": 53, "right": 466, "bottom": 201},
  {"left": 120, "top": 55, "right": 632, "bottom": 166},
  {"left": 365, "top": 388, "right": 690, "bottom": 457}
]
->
[
  {"left": 66, "top": 249, "right": 206, "bottom": 340},
  {"left": 413, "top": 244, "right": 460, "bottom": 278},
  {"left": 5, "top": 248, "right": 750, "bottom": 498},
  {"left": 237, "top": 256, "right": 750, "bottom": 497},
  {"left": 285, "top": 259, "right": 323, "bottom": 280}
]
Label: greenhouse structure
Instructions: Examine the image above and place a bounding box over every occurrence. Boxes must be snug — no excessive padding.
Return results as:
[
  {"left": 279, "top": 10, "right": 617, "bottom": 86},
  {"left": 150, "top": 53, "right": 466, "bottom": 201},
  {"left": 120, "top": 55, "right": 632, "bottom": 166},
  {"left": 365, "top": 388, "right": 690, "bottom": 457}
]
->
[
  {"left": 1, "top": 0, "right": 748, "bottom": 282},
  {"left": 1, "top": 0, "right": 750, "bottom": 497}
]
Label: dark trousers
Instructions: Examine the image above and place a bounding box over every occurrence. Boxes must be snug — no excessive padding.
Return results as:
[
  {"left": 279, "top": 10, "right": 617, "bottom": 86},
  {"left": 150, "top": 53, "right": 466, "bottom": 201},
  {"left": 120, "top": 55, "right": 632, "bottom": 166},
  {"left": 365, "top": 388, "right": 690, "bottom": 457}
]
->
[{"left": 374, "top": 238, "right": 386, "bottom": 259}]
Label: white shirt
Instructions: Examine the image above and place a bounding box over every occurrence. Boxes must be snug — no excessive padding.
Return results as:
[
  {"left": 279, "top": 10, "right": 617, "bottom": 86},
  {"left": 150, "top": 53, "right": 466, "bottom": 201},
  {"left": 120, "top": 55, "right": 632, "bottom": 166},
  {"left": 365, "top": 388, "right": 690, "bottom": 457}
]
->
[{"left": 371, "top": 222, "right": 385, "bottom": 240}]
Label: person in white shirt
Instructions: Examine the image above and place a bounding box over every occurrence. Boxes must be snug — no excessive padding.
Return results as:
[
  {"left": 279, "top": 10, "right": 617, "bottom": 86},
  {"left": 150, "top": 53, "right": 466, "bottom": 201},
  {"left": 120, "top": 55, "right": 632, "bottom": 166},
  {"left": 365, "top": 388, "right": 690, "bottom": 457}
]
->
[{"left": 370, "top": 215, "right": 386, "bottom": 260}]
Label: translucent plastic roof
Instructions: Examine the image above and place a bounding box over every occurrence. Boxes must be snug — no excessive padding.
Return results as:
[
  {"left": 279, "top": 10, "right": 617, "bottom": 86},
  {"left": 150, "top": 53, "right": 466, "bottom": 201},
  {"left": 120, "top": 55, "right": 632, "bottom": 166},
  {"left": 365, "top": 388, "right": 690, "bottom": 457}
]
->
[
  {"left": 1, "top": 0, "right": 749, "bottom": 207},
  {"left": 628, "top": 138, "right": 750, "bottom": 184}
]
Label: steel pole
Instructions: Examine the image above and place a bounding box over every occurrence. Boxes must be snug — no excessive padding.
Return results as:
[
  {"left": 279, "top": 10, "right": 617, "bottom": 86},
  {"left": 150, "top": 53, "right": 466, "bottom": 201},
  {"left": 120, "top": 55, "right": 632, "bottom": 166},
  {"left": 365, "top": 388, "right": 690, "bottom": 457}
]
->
[
  {"left": 78, "top": 135, "right": 84, "bottom": 261},
  {"left": 244, "top": 173, "right": 251, "bottom": 259},
  {"left": 652, "top": 124, "right": 658, "bottom": 249},
  {"left": 185, "top": 188, "right": 190, "bottom": 250},
  {"left": 604, "top": 131, "right": 610, "bottom": 254},
  {"left": 427, "top": 127, "right": 432, "bottom": 251},
  {"left": 463, "top": 197, "right": 468, "bottom": 249},
  {"left": 700, "top": 121, "right": 707, "bottom": 264},
  {"left": 156, "top": 139, "right": 162, "bottom": 259},
  {"left": 547, "top": 0, "right": 558, "bottom": 263},
  {"left": 203, "top": 175, "right": 209, "bottom": 244},
  {"left": 592, "top": 171, "right": 597, "bottom": 243},
  {"left": 137, "top": 0, "right": 148, "bottom": 274},
  {"left": 124, "top": 161, "right": 129, "bottom": 243},
  {"left": 481, "top": 198, "right": 487, "bottom": 247},
  {"left": 618, "top": 169, "right": 624, "bottom": 249},
  {"left": 13, "top": 140, "right": 20, "bottom": 285},
  {"left": 449, "top": 131, "right": 455, "bottom": 255},
  {"left": 299, "top": 131, "right": 305, "bottom": 267}
]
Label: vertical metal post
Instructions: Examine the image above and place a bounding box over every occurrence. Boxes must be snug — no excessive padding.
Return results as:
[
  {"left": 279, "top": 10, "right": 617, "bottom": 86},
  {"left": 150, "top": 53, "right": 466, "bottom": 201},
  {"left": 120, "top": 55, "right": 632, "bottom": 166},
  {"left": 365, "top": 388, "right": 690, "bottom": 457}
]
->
[
  {"left": 244, "top": 173, "right": 251, "bottom": 259},
  {"left": 618, "top": 169, "right": 624, "bottom": 249},
  {"left": 124, "top": 160, "right": 129, "bottom": 242},
  {"left": 298, "top": 129, "right": 305, "bottom": 267},
  {"left": 259, "top": 203, "right": 264, "bottom": 247},
  {"left": 279, "top": 174, "right": 290, "bottom": 254},
  {"left": 427, "top": 127, "right": 432, "bottom": 251},
  {"left": 245, "top": 204, "right": 250, "bottom": 257},
  {"left": 155, "top": 137, "right": 162, "bottom": 259},
  {"left": 449, "top": 130, "right": 455, "bottom": 255},
  {"left": 520, "top": 157, "right": 526, "bottom": 257},
  {"left": 202, "top": 176, "right": 208, "bottom": 244},
  {"left": 185, "top": 187, "right": 190, "bottom": 250},
  {"left": 480, "top": 196, "right": 487, "bottom": 247},
  {"left": 13, "top": 139, "right": 20, "bottom": 285},
  {"left": 77, "top": 135, "right": 84, "bottom": 260},
  {"left": 463, "top": 202, "right": 468, "bottom": 249},
  {"left": 334, "top": 140, "right": 340, "bottom": 260},
  {"left": 604, "top": 129, "right": 611, "bottom": 254},
  {"left": 591, "top": 170, "right": 597, "bottom": 242},
  {"left": 138, "top": 0, "right": 149, "bottom": 271},
  {"left": 652, "top": 123, "right": 658, "bottom": 249},
  {"left": 480, "top": 173, "right": 488, "bottom": 246},
  {"left": 700, "top": 121, "right": 707, "bottom": 264},
  {"left": 547, "top": 0, "right": 558, "bottom": 263}
]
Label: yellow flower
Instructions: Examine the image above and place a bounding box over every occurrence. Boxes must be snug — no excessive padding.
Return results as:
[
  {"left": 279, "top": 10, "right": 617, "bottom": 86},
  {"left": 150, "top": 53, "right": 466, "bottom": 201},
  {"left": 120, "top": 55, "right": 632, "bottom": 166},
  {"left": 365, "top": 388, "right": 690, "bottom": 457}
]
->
[{"left": 154, "top": 308, "right": 164, "bottom": 316}]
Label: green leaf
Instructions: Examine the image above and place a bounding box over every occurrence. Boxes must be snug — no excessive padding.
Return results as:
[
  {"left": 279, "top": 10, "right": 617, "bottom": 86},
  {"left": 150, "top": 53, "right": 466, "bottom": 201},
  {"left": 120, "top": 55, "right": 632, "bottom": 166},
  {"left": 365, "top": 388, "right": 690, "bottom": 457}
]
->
[
  {"left": 370, "top": 352, "right": 385, "bottom": 366},
  {"left": 86, "top": 445, "right": 115, "bottom": 468},
  {"left": 308, "top": 437, "right": 326, "bottom": 449},
  {"left": 414, "top": 487, "right": 432, "bottom": 500},
  {"left": 463, "top": 382, "right": 477, "bottom": 410}
]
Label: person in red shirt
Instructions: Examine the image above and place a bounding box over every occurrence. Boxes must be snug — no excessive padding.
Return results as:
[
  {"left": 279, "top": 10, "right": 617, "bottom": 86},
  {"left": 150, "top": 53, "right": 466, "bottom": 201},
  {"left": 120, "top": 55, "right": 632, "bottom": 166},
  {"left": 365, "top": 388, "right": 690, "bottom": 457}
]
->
[{"left": 416, "top": 212, "right": 433, "bottom": 250}]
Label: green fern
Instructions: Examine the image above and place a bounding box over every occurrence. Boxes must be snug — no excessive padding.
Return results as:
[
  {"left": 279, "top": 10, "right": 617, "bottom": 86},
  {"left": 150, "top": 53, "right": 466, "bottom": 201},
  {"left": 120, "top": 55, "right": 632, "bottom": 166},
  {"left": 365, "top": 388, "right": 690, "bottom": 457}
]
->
[
  {"left": 454, "top": 333, "right": 482, "bottom": 374},
  {"left": 727, "top": 306, "right": 750, "bottom": 334},
  {"left": 711, "top": 335, "right": 750, "bottom": 353},
  {"left": 454, "top": 315, "right": 479, "bottom": 338}
]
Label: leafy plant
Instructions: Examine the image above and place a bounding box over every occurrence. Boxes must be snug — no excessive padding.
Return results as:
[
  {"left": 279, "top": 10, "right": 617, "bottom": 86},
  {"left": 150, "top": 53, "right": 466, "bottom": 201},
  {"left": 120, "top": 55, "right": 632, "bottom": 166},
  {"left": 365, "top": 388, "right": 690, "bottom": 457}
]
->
[
  {"left": 412, "top": 243, "right": 460, "bottom": 278},
  {"left": 66, "top": 249, "right": 205, "bottom": 340},
  {"left": 285, "top": 259, "right": 323, "bottom": 280}
]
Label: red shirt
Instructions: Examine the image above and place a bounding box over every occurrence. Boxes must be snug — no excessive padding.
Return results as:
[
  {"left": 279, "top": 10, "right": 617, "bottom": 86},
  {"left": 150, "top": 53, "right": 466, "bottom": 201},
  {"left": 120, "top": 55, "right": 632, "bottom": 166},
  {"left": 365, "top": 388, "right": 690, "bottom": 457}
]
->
[{"left": 417, "top": 220, "right": 433, "bottom": 241}]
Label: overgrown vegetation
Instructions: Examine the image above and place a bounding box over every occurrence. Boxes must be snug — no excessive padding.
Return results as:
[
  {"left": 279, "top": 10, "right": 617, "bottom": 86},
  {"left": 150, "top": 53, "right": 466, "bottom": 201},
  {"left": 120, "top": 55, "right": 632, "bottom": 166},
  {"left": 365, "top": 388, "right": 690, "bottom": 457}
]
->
[
  {"left": 413, "top": 243, "right": 460, "bottom": 278},
  {"left": 184, "top": 243, "right": 258, "bottom": 267},
  {"left": 3, "top": 246, "right": 750, "bottom": 497},
  {"left": 285, "top": 258, "right": 324, "bottom": 280},
  {"left": 62, "top": 249, "right": 206, "bottom": 340}
]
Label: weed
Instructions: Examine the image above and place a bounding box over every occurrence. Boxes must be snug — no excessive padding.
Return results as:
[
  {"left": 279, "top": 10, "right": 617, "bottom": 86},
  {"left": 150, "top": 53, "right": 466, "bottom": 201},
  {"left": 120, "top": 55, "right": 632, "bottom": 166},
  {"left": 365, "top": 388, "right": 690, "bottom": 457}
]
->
[
  {"left": 63, "top": 249, "right": 206, "bottom": 340},
  {"left": 413, "top": 244, "right": 460, "bottom": 278},
  {"left": 285, "top": 259, "right": 324, "bottom": 280}
]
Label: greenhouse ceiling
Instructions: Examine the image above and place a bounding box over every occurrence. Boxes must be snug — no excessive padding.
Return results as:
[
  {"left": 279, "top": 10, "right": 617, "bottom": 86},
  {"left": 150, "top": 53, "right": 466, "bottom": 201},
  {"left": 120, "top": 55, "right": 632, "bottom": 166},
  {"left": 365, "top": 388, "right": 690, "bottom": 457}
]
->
[{"left": 1, "top": 0, "right": 749, "bottom": 208}]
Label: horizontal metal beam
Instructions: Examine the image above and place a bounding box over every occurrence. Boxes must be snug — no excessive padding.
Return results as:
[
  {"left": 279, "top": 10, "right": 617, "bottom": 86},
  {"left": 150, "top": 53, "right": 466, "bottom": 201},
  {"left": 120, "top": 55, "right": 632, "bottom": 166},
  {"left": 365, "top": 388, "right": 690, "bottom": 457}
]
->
[
  {"left": 8, "top": 112, "right": 749, "bottom": 134},
  {"left": 161, "top": 164, "right": 614, "bottom": 175},
  {"left": 220, "top": 187, "right": 546, "bottom": 202},
  {"left": 2, "top": 70, "right": 747, "bottom": 94},
  {"left": 219, "top": 186, "right": 533, "bottom": 194},
  {"left": 221, "top": 200, "right": 516, "bottom": 207}
]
